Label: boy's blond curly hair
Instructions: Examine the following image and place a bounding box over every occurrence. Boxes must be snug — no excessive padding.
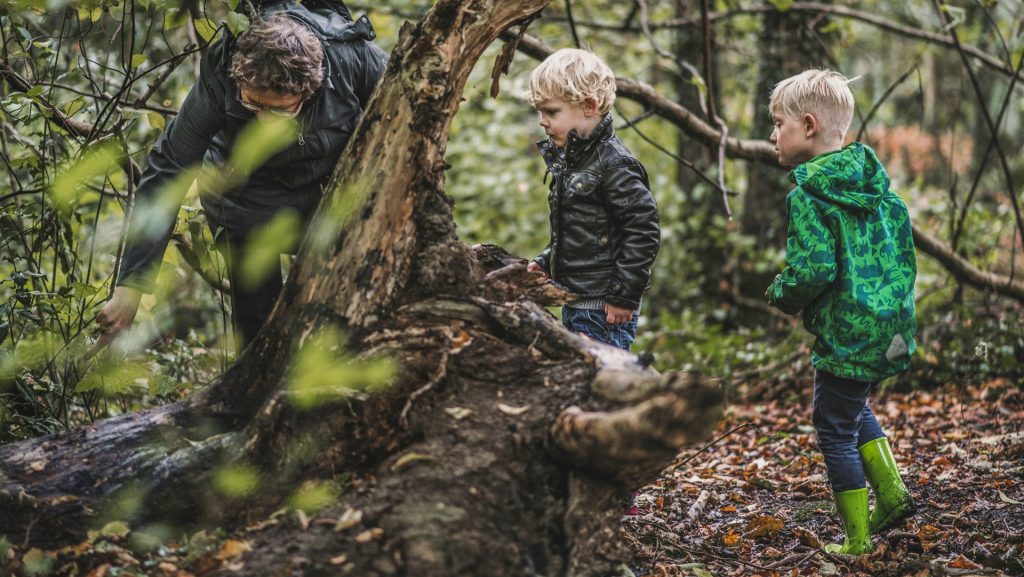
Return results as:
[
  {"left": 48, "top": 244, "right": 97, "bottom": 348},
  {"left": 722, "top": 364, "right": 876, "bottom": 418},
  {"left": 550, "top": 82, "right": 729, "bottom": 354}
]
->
[
  {"left": 770, "top": 69, "right": 855, "bottom": 139},
  {"left": 524, "top": 48, "right": 616, "bottom": 114}
]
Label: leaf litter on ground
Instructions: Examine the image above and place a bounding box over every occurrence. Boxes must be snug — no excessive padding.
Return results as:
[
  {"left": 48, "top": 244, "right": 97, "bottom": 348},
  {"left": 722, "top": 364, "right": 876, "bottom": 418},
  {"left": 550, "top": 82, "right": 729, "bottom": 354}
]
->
[{"left": 623, "top": 380, "right": 1024, "bottom": 577}]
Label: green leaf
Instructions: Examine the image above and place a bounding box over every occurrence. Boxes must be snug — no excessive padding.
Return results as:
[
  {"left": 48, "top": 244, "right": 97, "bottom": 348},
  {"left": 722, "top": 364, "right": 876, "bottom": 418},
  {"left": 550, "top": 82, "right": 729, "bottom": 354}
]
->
[
  {"left": 239, "top": 210, "right": 301, "bottom": 290},
  {"left": 90, "top": 6, "right": 103, "bottom": 22},
  {"left": 229, "top": 115, "right": 298, "bottom": 176},
  {"left": 21, "top": 548, "right": 52, "bottom": 576},
  {"left": 148, "top": 374, "right": 177, "bottom": 396},
  {"left": 98, "top": 520, "right": 131, "bottom": 539},
  {"left": 63, "top": 96, "right": 85, "bottom": 118},
  {"left": 25, "top": 85, "right": 42, "bottom": 98},
  {"left": 767, "top": 0, "right": 793, "bottom": 10},
  {"left": 13, "top": 331, "right": 57, "bottom": 371},
  {"left": 226, "top": 12, "right": 249, "bottom": 36},
  {"left": 194, "top": 17, "right": 220, "bottom": 43},
  {"left": 51, "top": 143, "right": 120, "bottom": 215},
  {"left": 289, "top": 482, "right": 338, "bottom": 513},
  {"left": 287, "top": 327, "right": 397, "bottom": 410},
  {"left": 68, "top": 282, "right": 99, "bottom": 298},
  {"left": 214, "top": 464, "right": 261, "bottom": 498},
  {"left": 131, "top": 53, "right": 148, "bottom": 69},
  {"left": 76, "top": 359, "right": 149, "bottom": 396},
  {"left": 164, "top": 7, "right": 189, "bottom": 29},
  {"left": 147, "top": 111, "right": 165, "bottom": 130}
]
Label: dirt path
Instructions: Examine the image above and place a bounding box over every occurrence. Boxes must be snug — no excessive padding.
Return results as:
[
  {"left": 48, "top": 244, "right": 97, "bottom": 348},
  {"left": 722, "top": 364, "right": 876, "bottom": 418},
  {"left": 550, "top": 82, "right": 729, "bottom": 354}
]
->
[{"left": 624, "top": 380, "right": 1024, "bottom": 577}]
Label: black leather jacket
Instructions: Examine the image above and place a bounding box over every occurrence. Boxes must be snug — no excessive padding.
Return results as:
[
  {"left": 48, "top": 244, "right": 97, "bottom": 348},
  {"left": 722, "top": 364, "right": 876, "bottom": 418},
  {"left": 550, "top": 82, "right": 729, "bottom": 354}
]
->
[
  {"left": 533, "top": 115, "right": 660, "bottom": 310},
  {"left": 117, "top": 1, "right": 386, "bottom": 292}
]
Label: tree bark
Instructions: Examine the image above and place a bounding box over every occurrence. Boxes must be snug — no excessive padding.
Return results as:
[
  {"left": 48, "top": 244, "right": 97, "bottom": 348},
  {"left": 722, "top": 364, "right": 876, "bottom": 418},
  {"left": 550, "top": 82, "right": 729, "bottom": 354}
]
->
[{"left": 0, "top": 2, "right": 726, "bottom": 576}]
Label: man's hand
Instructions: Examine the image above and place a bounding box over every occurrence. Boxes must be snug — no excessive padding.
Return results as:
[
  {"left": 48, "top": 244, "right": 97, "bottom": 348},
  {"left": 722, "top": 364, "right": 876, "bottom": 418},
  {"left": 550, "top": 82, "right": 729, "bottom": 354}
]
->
[
  {"left": 92, "top": 286, "right": 143, "bottom": 354},
  {"left": 605, "top": 302, "right": 633, "bottom": 325},
  {"left": 526, "top": 261, "right": 548, "bottom": 279}
]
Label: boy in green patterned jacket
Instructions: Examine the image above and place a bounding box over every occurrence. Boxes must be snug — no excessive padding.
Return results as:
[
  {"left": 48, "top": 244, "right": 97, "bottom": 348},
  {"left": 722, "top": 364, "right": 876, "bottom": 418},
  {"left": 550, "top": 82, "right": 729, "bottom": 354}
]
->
[{"left": 765, "top": 69, "right": 917, "bottom": 555}]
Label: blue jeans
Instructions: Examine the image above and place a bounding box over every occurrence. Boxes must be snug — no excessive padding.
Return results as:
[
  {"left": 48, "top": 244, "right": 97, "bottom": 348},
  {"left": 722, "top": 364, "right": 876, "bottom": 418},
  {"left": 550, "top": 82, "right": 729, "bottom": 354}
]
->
[
  {"left": 813, "top": 370, "right": 886, "bottom": 492},
  {"left": 562, "top": 306, "right": 638, "bottom": 351}
]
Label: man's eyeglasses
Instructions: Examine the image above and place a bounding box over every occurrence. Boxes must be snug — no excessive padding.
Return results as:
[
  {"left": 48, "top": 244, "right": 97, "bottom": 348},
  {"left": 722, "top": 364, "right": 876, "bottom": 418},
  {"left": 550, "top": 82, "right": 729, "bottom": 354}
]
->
[{"left": 239, "top": 93, "right": 304, "bottom": 118}]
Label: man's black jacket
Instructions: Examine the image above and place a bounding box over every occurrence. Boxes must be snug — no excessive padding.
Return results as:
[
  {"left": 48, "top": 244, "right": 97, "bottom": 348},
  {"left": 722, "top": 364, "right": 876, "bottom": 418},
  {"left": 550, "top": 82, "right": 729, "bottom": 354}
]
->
[
  {"left": 117, "top": 1, "right": 386, "bottom": 292},
  {"left": 533, "top": 114, "right": 660, "bottom": 310}
]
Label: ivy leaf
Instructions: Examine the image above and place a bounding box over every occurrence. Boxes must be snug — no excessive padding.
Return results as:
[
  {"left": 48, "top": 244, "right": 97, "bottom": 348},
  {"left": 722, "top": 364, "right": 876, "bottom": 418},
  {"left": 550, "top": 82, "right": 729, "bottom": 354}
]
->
[
  {"left": 226, "top": 12, "right": 250, "bottom": 36},
  {"left": 193, "top": 17, "right": 219, "bottom": 43},
  {"left": 63, "top": 96, "right": 85, "bottom": 118},
  {"left": 147, "top": 111, "right": 165, "bottom": 130}
]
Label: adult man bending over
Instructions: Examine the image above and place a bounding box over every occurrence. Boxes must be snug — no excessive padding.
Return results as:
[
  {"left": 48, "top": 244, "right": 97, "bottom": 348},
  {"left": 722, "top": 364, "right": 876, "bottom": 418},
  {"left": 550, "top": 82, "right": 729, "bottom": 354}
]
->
[{"left": 97, "top": 1, "right": 386, "bottom": 350}]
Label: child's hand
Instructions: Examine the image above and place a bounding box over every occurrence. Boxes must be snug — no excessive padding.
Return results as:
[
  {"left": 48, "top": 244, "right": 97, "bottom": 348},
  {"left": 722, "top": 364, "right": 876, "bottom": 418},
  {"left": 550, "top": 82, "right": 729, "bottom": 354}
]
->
[
  {"left": 604, "top": 302, "right": 633, "bottom": 324},
  {"left": 527, "top": 261, "right": 548, "bottom": 279}
]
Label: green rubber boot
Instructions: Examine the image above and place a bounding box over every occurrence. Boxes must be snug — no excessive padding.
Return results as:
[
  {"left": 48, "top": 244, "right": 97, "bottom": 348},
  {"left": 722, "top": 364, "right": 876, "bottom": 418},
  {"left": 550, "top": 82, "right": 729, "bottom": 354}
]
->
[
  {"left": 824, "top": 488, "right": 873, "bottom": 555},
  {"left": 860, "top": 437, "right": 916, "bottom": 533}
]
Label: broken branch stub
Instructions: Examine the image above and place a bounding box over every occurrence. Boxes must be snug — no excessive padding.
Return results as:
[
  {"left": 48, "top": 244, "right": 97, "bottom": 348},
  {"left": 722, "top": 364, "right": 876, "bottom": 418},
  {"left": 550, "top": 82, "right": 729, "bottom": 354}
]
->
[{"left": 552, "top": 379, "right": 724, "bottom": 487}]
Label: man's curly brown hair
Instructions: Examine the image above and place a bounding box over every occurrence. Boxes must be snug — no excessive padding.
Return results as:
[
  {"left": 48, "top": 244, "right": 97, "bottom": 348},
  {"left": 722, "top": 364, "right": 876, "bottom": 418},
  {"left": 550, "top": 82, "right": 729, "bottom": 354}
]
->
[{"left": 230, "top": 14, "right": 324, "bottom": 99}]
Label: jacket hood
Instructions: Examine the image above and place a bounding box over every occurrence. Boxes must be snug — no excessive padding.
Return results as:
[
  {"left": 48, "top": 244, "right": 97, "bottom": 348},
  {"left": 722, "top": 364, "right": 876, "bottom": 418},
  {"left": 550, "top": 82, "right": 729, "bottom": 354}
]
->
[
  {"left": 790, "top": 142, "right": 890, "bottom": 212},
  {"left": 262, "top": 1, "right": 376, "bottom": 43}
]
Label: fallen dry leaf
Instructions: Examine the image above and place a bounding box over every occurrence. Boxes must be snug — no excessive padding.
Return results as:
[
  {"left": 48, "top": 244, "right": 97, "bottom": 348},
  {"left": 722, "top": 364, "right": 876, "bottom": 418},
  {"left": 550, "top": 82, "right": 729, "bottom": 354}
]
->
[
  {"left": 947, "top": 554, "right": 983, "bottom": 570},
  {"left": 216, "top": 539, "right": 252, "bottom": 561}
]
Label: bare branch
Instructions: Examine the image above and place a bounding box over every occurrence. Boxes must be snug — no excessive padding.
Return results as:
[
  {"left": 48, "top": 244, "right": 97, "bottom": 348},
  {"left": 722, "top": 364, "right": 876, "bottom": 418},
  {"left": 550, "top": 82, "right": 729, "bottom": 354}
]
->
[
  {"left": 548, "top": 2, "right": 1022, "bottom": 82},
  {"left": 931, "top": 0, "right": 1024, "bottom": 258},
  {"left": 913, "top": 226, "right": 1024, "bottom": 303}
]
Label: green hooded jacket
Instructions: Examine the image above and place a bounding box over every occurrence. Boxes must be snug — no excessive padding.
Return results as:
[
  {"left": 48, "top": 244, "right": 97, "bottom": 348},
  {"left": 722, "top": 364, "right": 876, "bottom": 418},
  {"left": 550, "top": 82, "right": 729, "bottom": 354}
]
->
[{"left": 767, "top": 142, "right": 917, "bottom": 382}]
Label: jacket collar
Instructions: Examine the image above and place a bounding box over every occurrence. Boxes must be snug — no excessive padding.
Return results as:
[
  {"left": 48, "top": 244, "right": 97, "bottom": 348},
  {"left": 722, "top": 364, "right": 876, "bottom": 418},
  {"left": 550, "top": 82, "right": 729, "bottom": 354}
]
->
[{"left": 536, "top": 113, "right": 614, "bottom": 176}]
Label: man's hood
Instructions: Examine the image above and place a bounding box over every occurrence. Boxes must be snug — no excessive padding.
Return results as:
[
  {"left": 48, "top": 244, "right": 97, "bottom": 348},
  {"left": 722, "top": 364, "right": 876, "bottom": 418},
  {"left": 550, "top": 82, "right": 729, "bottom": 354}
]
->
[{"left": 263, "top": 1, "right": 376, "bottom": 43}]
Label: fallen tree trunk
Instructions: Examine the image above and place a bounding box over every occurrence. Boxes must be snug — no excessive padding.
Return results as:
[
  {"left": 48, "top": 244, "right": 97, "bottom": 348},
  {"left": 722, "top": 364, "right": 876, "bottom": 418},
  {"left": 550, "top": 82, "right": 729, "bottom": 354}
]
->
[{"left": 0, "top": 2, "right": 725, "bottom": 575}]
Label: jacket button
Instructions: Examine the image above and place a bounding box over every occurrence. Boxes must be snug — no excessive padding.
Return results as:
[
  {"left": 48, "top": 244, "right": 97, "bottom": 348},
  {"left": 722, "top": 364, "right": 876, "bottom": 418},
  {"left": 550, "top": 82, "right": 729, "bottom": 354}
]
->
[
  {"left": 575, "top": 183, "right": 583, "bottom": 190},
  {"left": 599, "top": 237, "right": 608, "bottom": 246}
]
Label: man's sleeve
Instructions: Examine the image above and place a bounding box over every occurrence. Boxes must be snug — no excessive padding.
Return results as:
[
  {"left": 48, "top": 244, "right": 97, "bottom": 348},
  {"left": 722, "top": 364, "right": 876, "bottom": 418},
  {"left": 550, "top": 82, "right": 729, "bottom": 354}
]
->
[
  {"left": 767, "top": 192, "right": 837, "bottom": 314},
  {"left": 604, "top": 158, "right": 660, "bottom": 310},
  {"left": 117, "top": 46, "right": 226, "bottom": 293}
]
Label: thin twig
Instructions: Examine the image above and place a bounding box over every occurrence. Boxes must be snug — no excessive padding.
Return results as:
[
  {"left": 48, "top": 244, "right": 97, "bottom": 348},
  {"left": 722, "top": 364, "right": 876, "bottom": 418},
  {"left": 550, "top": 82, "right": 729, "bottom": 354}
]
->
[
  {"left": 856, "top": 63, "right": 918, "bottom": 143},
  {"left": 700, "top": 0, "right": 732, "bottom": 219},
  {"left": 673, "top": 422, "right": 754, "bottom": 469},
  {"left": 399, "top": 329, "right": 451, "bottom": 429},
  {"left": 614, "top": 103, "right": 736, "bottom": 200},
  {"left": 564, "top": 0, "right": 580, "bottom": 48}
]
